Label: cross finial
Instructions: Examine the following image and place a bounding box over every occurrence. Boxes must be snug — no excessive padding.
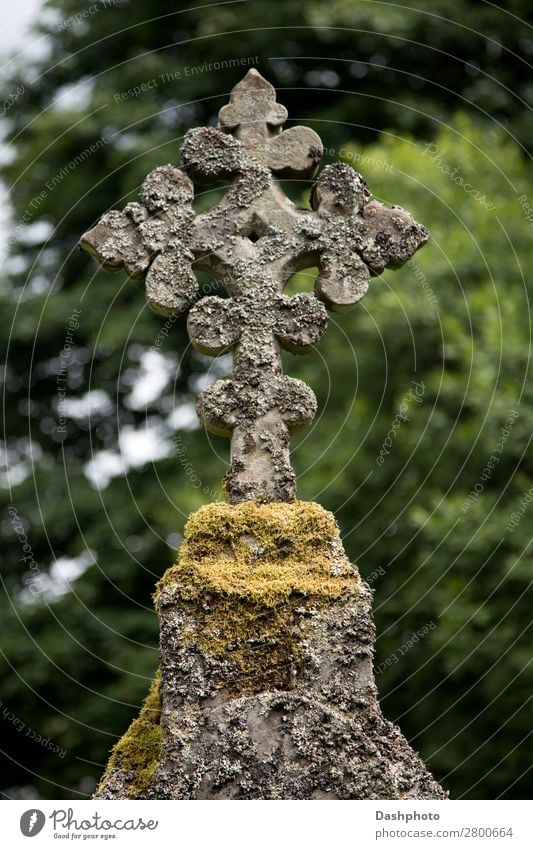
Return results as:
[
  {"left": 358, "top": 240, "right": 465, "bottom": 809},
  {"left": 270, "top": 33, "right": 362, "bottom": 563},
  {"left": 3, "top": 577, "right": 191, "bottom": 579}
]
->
[
  {"left": 80, "top": 71, "right": 429, "bottom": 503},
  {"left": 218, "top": 69, "right": 288, "bottom": 142}
]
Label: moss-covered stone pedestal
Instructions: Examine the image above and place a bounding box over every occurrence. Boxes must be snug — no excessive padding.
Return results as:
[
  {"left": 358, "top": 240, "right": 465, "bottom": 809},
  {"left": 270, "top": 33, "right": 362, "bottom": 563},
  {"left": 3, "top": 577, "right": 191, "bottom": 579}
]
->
[{"left": 95, "top": 502, "right": 446, "bottom": 800}]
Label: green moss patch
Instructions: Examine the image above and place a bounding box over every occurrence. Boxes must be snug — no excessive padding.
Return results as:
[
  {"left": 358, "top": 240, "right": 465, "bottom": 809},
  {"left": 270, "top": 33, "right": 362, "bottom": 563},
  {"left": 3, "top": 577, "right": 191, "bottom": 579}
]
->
[
  {"left": 98, "top": 670, "right": 162, "bottom": 798},
  {"left": 155, "top": 501, "right": 361, "bottom": 694},
  {"left": 156, "top": 500, "right": 359, "bottom": 605}
]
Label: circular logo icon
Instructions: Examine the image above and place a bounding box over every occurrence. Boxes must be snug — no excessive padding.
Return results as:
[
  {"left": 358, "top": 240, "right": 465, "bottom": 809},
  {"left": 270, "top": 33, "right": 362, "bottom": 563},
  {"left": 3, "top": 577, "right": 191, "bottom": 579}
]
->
[{"left": 20, "top": 810, "right": 46, "bottom": 837}]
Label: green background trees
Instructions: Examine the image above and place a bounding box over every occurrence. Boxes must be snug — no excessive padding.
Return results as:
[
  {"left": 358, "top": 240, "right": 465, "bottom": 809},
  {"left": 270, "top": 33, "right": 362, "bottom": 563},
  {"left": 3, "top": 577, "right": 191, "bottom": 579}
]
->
[{"left": 1, "top": 0, "right": 532, "bottom": 799}]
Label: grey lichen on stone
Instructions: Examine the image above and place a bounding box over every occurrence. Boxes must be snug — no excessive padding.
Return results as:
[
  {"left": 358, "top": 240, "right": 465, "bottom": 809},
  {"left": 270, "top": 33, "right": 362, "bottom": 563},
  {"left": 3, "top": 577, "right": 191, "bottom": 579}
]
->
[
  {"left": 80, "top": 69, "right": 429, "bottom": 503},
  {"left": 95, "top": 502, "right": 446, "bottom": 801}
]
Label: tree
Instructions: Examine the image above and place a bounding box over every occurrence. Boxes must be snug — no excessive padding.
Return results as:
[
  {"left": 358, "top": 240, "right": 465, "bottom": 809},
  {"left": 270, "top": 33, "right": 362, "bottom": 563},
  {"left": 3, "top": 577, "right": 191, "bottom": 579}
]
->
[{"left": 1, "top": 0, "right": 532, "bottom": 799}]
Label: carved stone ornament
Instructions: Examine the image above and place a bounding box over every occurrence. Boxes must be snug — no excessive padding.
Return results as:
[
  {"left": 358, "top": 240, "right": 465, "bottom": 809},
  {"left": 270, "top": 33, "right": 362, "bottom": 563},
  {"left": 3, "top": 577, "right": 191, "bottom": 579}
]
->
[{"left": 81, "top": 70, "right": 429, "bottom": 502}]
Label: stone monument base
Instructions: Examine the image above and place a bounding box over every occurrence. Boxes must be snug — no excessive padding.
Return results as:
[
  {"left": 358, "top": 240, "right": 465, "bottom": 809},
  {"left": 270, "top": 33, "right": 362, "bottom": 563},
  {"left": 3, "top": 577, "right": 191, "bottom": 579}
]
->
[{"left": 95, "top": 501, "right": 446, "bottom": 800}]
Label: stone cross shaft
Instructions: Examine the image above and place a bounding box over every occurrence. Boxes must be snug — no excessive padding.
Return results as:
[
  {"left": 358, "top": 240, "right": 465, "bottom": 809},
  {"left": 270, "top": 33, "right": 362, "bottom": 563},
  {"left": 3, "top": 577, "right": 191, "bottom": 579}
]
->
[{"left": 80, "top": 70, "right": 429, "bottom": 503}]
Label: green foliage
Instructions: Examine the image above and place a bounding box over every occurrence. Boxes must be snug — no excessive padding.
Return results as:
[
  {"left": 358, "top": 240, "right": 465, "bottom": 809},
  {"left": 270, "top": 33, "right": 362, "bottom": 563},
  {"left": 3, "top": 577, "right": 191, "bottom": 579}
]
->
[
  {"left": 292, "top": 116, "right": 533, "bottom": 799},
  {"left": 1, "top": 0, "right": 532, "bottom": 800}
]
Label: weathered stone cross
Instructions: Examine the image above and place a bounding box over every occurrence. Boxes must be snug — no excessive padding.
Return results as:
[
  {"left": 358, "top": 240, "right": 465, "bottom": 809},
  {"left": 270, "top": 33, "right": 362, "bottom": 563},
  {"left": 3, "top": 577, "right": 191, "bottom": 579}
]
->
[{"left": 81, "top": 70, "right": 429, "bottom": 503}]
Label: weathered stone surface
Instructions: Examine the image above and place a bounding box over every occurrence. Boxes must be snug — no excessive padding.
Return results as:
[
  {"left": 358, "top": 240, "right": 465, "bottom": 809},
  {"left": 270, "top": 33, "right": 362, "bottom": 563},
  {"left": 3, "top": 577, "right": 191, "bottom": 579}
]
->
[
  {"left": 95, "top": 502, "right": 446, "bottom": 800},
  {"left": 80, "top": 70, "right": 429, "bottom": 503}
]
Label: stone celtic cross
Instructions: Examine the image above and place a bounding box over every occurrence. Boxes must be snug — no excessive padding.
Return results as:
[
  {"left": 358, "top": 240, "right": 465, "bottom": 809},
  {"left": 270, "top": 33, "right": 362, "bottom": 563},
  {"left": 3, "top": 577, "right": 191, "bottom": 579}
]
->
[{"left": 81, "top": 70, "right": 429, "bottom": 503}]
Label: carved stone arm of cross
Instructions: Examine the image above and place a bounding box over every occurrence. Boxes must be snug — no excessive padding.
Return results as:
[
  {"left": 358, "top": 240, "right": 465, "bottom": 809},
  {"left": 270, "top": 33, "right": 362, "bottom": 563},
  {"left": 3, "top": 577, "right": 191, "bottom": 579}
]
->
[
  {"left": 80, "top": 165, "right": 198, "bottom": 316},
  {"left": 312, "top": 162, "right": 430, "bottom": 311}
]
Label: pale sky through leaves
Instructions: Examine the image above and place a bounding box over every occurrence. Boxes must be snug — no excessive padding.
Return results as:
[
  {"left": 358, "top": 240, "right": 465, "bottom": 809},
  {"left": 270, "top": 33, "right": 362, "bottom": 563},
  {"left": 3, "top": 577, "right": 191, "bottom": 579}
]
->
[
  {"left": 0, "top": 0, "right": 44, "bottom": 55},
  {"left": 0, "top": 0, "right": 192, "bottom": 495}
]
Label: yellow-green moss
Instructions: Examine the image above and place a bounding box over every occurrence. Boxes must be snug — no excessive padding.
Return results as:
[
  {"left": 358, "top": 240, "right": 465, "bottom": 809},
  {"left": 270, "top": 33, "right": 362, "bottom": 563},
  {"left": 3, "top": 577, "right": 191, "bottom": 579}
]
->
[
  {"left": 154, "top": 502, "right": 361, "bottom": 694},
  {"left": 156, "top": 500, "right": 359, "bottom": 605},
  {"left": 98, "top": 670, "right": 162, "bottom": 798}
]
